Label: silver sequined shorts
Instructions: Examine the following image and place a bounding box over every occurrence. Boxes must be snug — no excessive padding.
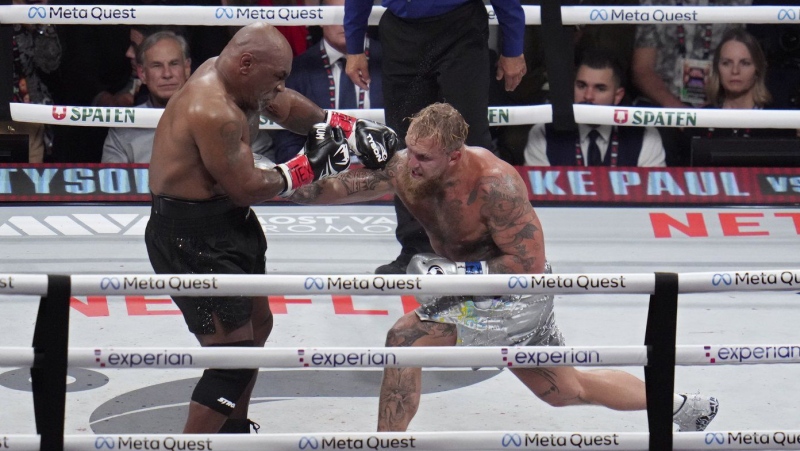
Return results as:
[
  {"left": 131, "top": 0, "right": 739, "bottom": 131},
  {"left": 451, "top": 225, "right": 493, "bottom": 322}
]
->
[{"left": 415, "top": 291, "right": 565, "bottom": 347}]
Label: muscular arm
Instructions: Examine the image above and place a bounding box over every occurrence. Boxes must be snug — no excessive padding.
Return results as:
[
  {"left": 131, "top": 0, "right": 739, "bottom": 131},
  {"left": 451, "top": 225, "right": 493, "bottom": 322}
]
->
[
  {"left": 290, "top": 162, "right": 396, "bottom": 205},
  {"left": 192, "top": 103, "right": 286, "bottom": 204},
  {"left": 475, "top": 171, "right": 546, "bottom": 274},
  {"left": 262, "top": 88, "right": 326, "bottom": 135}
]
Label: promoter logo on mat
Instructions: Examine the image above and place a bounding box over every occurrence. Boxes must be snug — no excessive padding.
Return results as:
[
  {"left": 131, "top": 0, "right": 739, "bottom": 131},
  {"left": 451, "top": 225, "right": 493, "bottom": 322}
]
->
[{"left": 0, "top": 212, "right": 396, "bottom": 237}]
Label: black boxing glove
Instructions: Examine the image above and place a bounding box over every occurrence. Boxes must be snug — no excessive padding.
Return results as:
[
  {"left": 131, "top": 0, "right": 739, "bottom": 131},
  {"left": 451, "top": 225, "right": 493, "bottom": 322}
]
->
[
  {"left": 276, "top": 123, "right": 350, "bottom": 196},
  {"left": 352, "top": 119, "right": 398, "bottom": 169},
  {"left": 325, "top": 111, "right": 398, "bottom": 169}
]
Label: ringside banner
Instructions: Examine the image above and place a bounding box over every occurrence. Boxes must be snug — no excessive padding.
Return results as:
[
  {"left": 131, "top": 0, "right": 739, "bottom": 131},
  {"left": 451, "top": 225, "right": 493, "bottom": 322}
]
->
[{"left": 0, "top": 164, "right": 798, "bottom": 205}]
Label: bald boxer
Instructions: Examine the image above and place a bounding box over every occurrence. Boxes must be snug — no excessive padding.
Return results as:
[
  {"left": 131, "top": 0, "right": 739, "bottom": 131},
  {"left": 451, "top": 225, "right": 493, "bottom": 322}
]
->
[
  {"left": 290, "top": 102, "right": 718, "bottom": 433},
  {"left": 144, "top": 23, "right": 396, "bottom": 434}
]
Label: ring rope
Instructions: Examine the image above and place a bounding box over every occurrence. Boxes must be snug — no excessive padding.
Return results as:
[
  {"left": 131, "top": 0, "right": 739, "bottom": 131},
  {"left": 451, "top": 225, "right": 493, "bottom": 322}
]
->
[
  {"left": 1, "top": 4, "right": 796, "bottom": 26},
  {"left": 2, "top": 430, "right": 800, "bottom": 451},
  {"left": 2, "top": 270, "right": 799, "bottom": 297},
  {"left": 2, "top": 344, "right": 800, "bottom": 369},
  {"left": 12, "top": 103, "right": 800, "bottom": 130}
]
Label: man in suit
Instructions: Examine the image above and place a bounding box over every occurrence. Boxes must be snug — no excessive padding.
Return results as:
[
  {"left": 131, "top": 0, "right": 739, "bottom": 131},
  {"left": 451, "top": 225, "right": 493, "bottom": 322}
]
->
[
  {"left": 525, "top": 48, "right": 666, "bottom": 167},
  {"left": 271, "top": 0, "right": 383, "bottom": 163}
]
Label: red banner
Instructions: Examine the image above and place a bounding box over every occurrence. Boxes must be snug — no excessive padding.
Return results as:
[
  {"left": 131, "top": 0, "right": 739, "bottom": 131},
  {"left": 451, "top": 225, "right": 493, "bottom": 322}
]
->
[
  {"left": 0, "top": 164, "right": 798, "bottom": 205},
  {"left": 521, "top": 166, "right": 800, "bottom": 205}
]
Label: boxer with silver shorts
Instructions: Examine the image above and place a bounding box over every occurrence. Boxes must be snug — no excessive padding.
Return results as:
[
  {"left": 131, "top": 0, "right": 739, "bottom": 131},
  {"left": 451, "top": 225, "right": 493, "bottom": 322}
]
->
[{"left": 290, "top": 102, "right": 719, "bottom": 434}]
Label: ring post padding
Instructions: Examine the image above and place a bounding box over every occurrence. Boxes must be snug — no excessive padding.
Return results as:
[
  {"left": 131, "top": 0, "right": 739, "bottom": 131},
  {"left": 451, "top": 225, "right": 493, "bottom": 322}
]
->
[
  {"left": 31, "top": 274, "right": 70, "bottom": 451},
  {"left": 644, "top": 272, "right": 679, "bottom": 451}
]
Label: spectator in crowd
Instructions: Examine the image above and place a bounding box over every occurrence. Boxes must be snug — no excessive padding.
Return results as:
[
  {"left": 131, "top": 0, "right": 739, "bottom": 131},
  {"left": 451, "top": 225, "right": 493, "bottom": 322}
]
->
[
  {"left": 707, "top": 27, "right": 771, "bottom": 111},
  {"left": 271, "top": 0, "right": 381, "bottom": 163},
  {"left": 525, "top": 49, "right": 666, "bottom": 167},
  {"left": 123, "top": 25, "right": 179, "bottom": 106},
  {"left": 101, "top": 31, "right": 191, "bottom": 163},
  {"left": 631, "top": 0, "right": 750, "bottom": 108},
  {"left": 102, "top": 31, "right": 273, "bottom": 163},
  {"left": 689, "top": 27, "right": 797, "bottom": 139},
  {"left": 0, "top": 0, "right": 61, "bottom": 163},
  {"left": 344, "top": 0, "right": 528, "bottom": 274}
]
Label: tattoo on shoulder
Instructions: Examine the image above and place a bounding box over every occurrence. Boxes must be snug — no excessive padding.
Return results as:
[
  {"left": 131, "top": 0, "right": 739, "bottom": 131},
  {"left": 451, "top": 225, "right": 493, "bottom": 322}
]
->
[{"left": 471, "top": 174, "right": 527, "bottom": 227}]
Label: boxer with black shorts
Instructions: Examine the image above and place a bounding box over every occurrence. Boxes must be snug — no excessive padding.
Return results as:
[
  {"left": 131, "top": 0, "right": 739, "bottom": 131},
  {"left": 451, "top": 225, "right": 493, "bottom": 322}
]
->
[
  {"left": 290, "top": 102, "right": 719, "bottom": 434},
  {"left": 145, "top": 23, "right": 397, "bottom": 434}
]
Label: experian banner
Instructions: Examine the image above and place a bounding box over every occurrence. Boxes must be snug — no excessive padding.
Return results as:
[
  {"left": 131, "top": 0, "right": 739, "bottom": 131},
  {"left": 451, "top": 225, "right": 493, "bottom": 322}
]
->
[{"left": 0, "top": 164, "right": 798, "bottom": 205}]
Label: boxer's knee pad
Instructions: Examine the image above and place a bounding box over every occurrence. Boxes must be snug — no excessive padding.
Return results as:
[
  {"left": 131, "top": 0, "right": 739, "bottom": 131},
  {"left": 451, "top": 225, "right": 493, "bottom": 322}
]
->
[{"left": 191, "top": 340, "right": 257, "bottom": 416}]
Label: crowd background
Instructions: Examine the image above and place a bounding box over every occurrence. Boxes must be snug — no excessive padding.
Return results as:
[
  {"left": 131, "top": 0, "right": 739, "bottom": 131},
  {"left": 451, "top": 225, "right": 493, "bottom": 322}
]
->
[{"left": 1, "top": 0, "right": 800, "bottom": 167}]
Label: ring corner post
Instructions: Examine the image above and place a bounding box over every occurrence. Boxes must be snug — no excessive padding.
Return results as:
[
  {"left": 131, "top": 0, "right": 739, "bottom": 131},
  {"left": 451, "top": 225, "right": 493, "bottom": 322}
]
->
[
  {"left": 644, "top": 272, "right": 678, "bottom": 450},
  {"left": 31, "top": 274, "right": 72, "bottom": 451}
]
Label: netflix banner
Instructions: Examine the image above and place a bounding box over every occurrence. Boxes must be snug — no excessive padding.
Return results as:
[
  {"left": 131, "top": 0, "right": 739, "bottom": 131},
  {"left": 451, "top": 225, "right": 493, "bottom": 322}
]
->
[{"left": 0, "top": 164, "right": 798, "bottom": 205}]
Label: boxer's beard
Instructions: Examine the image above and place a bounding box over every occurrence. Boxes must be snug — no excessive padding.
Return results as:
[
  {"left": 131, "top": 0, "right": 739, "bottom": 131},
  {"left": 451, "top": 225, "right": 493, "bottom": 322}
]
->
[{"left": 400, "top": 168, "right": 442, "bottom": 198}]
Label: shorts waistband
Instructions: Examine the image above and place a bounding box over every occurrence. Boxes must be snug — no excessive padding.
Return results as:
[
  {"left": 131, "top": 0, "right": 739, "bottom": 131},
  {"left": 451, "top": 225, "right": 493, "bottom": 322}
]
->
[{"left": 150, "top": 194, "right": 245, "bottom": 220}]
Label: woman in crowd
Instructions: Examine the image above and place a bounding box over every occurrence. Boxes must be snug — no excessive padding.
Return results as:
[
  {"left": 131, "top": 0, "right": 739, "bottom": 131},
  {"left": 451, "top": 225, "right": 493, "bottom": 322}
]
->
[{"left": 700, "top": 28, "right": 794, "bottom": 138}]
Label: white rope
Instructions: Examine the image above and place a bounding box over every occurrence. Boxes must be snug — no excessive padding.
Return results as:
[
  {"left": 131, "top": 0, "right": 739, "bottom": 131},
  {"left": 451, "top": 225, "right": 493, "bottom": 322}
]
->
[
  {"left": 13, "top": 103, "right": 800, "bottom": 129},
  {"left": 3, "top": 431, "right": 800, "bottom": 451},
  {"left": 3, "top": 271, "right": 799, "bottom": 297},
  {"left": 559, "top": 5, "right": 799, "bottom": 24},
  {"left": 3, "top": 271, "right": 798, "bottom": 297},
  {"left": 680, "top": 269, "right": 800, "bottom": 293},
  {"left": 3, "top": 344, "right": 800, "bottom": 369},
  {"left": 2, "top": 4, "right": 798, "bottom": 26},
  {"left": 66, "top": 273, "right": 654, "bottom": 297},
  {"left": 8, "top": 103, "right": 552, "bottom": 129},
  {"left": 0, "top": 274, "right": 49, "bottom": 296},
  {"left": 574, "top": 104, "right": 800, "bottom": 129}
]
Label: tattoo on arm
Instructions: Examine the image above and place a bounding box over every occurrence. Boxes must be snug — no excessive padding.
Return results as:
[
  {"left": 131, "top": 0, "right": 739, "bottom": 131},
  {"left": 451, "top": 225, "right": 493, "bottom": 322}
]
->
[
  {"left": 290, "top": 168, "right": 392, "bottom": 203},
  {"left": 219, "top": 120, "right": 242, "bottom": 164},
  {"left": 474, "top": 174, "right": 542, "bottom": 272}
]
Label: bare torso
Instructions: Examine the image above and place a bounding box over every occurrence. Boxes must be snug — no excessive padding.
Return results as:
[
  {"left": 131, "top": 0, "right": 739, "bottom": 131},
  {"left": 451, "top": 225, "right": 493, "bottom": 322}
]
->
[
  {"left": 148, "top": 58, "right": 262, "bottom": 200},
  {"left": 394, "top": 147, "right": 523, "bottom": 263}
]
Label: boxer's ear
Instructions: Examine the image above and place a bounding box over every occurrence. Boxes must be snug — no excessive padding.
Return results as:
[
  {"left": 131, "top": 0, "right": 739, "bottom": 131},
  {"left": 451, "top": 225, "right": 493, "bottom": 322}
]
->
[{"left": 240, "top": 53, "right": 254, "bottom": 74}]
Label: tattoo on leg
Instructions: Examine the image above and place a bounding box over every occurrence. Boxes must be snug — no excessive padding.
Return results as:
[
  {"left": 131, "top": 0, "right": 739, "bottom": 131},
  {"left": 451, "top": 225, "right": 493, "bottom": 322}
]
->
[
  {"left": 379, "top": 368, "right": 419, "bottom": 431},
  {"left": 386, "top": 321, "right": 455, "bottom": 347},
  {"left": 528, "top": 369, "right": 590, "bottom": 405},
  {"left": 530, "top": 368, "right": 560, "bottom": 398}
]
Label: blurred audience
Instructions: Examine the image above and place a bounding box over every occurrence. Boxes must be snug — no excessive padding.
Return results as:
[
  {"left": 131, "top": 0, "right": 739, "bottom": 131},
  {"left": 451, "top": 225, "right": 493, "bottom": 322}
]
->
[
  {"left": 46, "top": 0, "right": 137, "bottom": 163},
  {"left": 0, "top": 0, "right": 61, "bottom": 163},
  {"left": 525, "top": 48, "right": 666, "bottom": 167},
  {"left": 271, "top": 0, "right": 381, "bottom": 163},
  {"left": 631, "top": 0, "right": 750, "bottom": 108},
  {"left": 257, "top": 0, "right": 318, "bottom": 56}
]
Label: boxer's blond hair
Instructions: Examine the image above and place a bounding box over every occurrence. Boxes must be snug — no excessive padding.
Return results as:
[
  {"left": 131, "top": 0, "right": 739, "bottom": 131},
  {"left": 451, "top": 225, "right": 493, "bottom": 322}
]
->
[{"left": 406, "top": 103, "right": 468, "bottom": 153}]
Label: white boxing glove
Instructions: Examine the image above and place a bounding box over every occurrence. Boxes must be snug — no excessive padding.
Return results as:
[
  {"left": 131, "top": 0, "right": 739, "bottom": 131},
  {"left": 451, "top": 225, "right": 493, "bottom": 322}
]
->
[
  {"left": 406, "top": 253, "right": 487, "bottom": 307},
  {"left": 406, "top": 253, "right": 488, "bottom": 275}
]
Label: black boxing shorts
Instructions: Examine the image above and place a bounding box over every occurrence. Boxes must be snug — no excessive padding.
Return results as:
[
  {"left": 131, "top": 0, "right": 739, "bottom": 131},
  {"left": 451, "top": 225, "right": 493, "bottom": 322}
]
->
[{"left": 144, "top": 194, "right": 267, "bottom": 335}]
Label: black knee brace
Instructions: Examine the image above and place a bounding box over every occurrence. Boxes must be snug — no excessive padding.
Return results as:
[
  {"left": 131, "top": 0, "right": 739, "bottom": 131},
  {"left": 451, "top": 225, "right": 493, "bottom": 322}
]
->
[{"left": 191, "top": 340, "right": 257, "bottom": 416}]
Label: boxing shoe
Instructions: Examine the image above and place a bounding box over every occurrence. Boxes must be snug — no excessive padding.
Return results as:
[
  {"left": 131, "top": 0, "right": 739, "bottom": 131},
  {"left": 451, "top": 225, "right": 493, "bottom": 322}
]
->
[
  {"left": 672, "top": 393, "right": 719, "bottom": 432},
  {"left": 374, "top": 254, "right": 412, "bottom": 274}
]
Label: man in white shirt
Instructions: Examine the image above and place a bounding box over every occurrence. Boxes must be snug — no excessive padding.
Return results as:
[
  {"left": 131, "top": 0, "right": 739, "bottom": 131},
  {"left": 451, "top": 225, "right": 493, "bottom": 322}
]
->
[
  {"left": 101, "top": 31, "right": 273, "bottom": 163},
  {"left": 525, "top": 49, "right": 666, "bottom": 167}
]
